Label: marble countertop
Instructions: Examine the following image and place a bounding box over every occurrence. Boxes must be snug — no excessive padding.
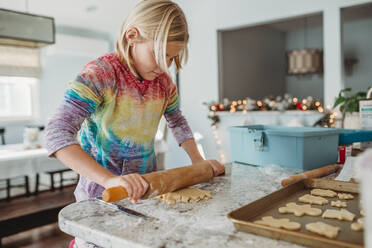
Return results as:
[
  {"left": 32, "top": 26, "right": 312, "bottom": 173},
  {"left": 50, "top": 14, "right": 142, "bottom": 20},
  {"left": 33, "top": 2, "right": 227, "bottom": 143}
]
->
[{"left": 59, "top": 163, "right": 305, "bottom": 248}]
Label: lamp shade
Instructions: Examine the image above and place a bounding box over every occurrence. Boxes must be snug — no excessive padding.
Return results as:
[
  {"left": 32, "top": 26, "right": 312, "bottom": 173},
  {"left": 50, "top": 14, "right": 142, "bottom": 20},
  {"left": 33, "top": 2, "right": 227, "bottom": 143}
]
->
[{"left": 287, "top": 49, "right": 323, "bottom": 75}]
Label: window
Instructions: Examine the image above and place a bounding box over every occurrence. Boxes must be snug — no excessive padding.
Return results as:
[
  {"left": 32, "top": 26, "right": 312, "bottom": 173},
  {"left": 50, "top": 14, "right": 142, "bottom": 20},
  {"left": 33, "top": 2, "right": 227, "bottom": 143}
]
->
[{"left": 0, "top": 76, "right": 39, "bottom": 123}]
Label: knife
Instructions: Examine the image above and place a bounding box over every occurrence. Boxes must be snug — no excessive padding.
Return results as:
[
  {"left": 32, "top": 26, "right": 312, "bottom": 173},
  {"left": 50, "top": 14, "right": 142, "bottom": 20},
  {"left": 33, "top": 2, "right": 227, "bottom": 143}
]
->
[{"left": 94, "top": 197, "right": 153, "bottom": 220}]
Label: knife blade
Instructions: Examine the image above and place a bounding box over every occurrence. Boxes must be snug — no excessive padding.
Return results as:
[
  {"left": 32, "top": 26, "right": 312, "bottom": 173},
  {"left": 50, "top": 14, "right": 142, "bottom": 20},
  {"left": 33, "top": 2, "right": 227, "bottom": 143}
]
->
[{"left": 94, "top": 197, "right": 153, "bottom": 220}]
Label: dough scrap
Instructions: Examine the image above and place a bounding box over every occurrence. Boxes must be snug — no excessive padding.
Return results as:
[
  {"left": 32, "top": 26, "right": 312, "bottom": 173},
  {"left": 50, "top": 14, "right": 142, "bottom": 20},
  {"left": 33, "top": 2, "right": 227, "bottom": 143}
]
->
[
  {"left": 330, "top": 200, "right": 347, "bottom": 208},
  {"left": 338, "top": 193, "right": 354, "bottom": 200},
  {"left": 278, "top": 202, "right": 322, "bottom": 216},
  {"left": 306, "top": 222, "right": 340, "bottom": 239},
  {"left": 360, "top": 210, "right": 365, "bottom": 216},
  {"left": 311, "top": 189, "right": 337, "bottom": 198},
  {"left": 156, "top": 188, "right": 211, "bottom": 205},
  {"left": 254, "top": 216, "right": 301, "bottom": 231},
  {"left": 299, "top": 194, "right": 328, "bottom": 205},
  {"left": 351, "top": 218, "right": 364, "bottom": 231},
  {"left": 322, "top": 209, "right": 355, "bottom": 221}
]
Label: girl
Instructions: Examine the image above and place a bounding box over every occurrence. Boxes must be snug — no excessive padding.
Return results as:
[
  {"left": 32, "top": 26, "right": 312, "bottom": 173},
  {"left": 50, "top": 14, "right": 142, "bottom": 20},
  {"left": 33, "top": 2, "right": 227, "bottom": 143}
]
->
[{"left": 46, "top": 0, "right": 224, "bottom": 220}]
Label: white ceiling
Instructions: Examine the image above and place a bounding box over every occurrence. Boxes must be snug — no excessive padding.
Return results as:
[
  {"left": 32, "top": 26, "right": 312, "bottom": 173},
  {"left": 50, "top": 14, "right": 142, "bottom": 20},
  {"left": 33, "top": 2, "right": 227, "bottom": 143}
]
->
[{"left": 0, "top": 0, "right": 138, "bottom": 37}]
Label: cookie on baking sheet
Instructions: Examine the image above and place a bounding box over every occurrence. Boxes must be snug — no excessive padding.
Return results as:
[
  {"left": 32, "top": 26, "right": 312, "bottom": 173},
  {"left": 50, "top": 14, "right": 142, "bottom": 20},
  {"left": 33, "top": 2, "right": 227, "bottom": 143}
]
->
[
  {"left": 311, "top": 189, "right": 337, "bottom": 198},
  {"left": 330, "top": 200, "right": 347, "bottom": 208},
  {"left": 338, "top": 193, "right": 354, "bottom": 200},
  {"left": 351, "top": 218, "right": 364, "bottom": 231},
  {"left": 299, "top": 194, "right": 328, "bottom": 205},
  {"left": 278, "top": 202, "right": 322, "bottom": 217},
  {"left": 254, "top": 216, "right": 301, "bottom": 231},
  {"left": 322, "top": 208, "right": 355, "bottom": 221},
  {"left": 306, "top": 222, "right": 340, "bottom": 239}
]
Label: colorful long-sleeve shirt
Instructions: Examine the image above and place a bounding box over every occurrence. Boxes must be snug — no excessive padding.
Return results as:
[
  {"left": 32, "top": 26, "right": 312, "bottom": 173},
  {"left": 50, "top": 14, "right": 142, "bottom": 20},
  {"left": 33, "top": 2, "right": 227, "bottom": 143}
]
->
[{"left": 45, "top": 52, "right": 193, "bottom": 201}]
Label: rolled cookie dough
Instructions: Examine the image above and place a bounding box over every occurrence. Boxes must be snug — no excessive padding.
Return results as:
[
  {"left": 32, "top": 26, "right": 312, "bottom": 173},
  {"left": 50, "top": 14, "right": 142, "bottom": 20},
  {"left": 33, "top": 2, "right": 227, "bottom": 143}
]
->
[
  {"left": 322, "top": 209, "right": 355, "bottom": 221},
  {"left": 311, "top": 189, "right": 337, "bottom": 198},
  {"left": 306, "top": 222, "right": 340, "bottom": 238},
  {"left": 299, "top": 194, "right": 328, "bottom": 205},
  {"left": 156, "top": 188, "right": 211, "bottom": 205},
  {"left": 254, "top": 216, "right": 301, "bottom": 231},
  {"left": 279, "top": 202, "right": 322, "bottom": 216}
]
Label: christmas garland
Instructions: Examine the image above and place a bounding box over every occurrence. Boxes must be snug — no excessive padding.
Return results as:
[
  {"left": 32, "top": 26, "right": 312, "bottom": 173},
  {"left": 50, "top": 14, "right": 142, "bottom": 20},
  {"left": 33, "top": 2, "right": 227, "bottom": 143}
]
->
[{"left": 204, "top": 94, "right": 335, "bottom": 127}]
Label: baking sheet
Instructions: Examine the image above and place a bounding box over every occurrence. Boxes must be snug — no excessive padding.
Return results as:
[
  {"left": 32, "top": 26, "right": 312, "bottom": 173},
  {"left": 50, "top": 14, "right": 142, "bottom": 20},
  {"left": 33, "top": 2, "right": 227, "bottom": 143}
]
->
[{"left": 228, "top": 179, "right": 363, "bottom": 248}]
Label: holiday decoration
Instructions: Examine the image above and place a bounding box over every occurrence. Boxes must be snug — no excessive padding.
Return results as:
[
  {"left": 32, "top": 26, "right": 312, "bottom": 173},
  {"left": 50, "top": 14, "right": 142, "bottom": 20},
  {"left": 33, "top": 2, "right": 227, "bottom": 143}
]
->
[{"left": 204, "top": 94, "right": 335, "bottom": 128}]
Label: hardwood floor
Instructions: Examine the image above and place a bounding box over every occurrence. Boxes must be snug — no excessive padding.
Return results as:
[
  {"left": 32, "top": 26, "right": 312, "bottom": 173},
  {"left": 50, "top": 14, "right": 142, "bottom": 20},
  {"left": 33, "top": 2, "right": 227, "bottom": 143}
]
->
[
  {"left": 2, "top": 223, "right": 73, "bottom": 248},
  {"left": 0, "top": 186, "right": 76, "bottom": 248}
]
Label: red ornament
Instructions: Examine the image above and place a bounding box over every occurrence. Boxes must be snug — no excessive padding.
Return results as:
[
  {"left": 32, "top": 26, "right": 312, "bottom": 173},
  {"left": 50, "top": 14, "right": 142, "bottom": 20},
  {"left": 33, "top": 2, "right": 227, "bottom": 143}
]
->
[{"left": 296, "top": 103, "right": 303, "bottom": 110}]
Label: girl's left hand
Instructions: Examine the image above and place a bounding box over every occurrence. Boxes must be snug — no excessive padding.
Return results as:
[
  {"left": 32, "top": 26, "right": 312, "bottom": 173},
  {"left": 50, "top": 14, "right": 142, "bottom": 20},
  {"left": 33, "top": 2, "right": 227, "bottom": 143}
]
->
[
  {"left": 192, "top": 159, "right": 225, "bottom": 176},
  {"left": 207, "top": 159, "right": 225, "bottom": 176}
]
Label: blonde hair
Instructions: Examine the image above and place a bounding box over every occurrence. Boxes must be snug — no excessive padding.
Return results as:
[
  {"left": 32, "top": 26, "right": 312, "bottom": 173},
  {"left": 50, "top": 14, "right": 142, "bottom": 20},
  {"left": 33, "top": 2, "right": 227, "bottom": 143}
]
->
[{"left": 115, "top": 0, "right": 189, "bottom": 77}]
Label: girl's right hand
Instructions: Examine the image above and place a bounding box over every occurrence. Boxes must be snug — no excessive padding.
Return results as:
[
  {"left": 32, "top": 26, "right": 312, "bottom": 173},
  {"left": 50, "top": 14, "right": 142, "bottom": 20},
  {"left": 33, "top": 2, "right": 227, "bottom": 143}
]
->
[{"left": 104, "top": 173, "right": 149, "bottom": 203}]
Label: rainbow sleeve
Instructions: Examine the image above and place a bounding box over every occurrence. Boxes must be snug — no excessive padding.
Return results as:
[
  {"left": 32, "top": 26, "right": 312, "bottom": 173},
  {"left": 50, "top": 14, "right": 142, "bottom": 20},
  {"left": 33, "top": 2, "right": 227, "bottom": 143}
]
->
[{"left": 164, "top": 84, "right": 179, "bottom": 114}]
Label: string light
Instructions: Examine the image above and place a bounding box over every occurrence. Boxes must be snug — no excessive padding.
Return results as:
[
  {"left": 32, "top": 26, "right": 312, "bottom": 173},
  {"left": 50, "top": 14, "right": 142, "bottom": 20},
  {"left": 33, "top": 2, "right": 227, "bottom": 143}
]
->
[
  {"left": 206, "top": 94, "right": 329, "bottom": 129},
  {"left": 211, "top": 127, "right": 226, "bottom": 163}
]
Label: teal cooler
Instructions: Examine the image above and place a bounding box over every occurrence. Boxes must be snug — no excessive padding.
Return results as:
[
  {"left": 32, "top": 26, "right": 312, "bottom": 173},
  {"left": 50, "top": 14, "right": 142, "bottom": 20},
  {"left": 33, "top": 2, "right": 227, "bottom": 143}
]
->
[{"left": 229, "top": 125, "right": 341, "bottom": 171}]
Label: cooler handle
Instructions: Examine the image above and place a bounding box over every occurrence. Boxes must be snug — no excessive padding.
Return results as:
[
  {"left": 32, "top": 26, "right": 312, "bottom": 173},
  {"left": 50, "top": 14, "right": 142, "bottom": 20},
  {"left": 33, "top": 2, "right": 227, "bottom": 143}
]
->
[{"left": 253, "top": 131, "right": 264, "bottom": 152}]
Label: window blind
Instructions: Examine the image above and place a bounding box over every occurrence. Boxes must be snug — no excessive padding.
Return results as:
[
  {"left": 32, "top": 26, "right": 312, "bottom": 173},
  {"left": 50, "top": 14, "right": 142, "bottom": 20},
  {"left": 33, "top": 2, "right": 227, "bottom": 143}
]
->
[{"left": 0, "top": 45, "right": 41, "bottom": 78}]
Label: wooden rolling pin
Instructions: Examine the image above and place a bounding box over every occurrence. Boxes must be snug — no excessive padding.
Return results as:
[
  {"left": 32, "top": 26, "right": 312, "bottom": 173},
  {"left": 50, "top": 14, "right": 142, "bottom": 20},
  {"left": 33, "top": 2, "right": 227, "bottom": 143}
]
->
[
  {"left": 102, "top": 161, "right": 224, "bottom": 202},
  {"left": 281, "top": 164, "right": 341, "bottom": 187}
]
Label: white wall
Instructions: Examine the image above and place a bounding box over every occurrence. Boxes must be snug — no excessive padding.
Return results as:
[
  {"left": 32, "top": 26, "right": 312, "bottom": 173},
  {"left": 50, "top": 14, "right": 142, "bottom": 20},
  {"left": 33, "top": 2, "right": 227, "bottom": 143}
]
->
[{"left": 170, "top": 0, "right": 372, "bottom": 165}]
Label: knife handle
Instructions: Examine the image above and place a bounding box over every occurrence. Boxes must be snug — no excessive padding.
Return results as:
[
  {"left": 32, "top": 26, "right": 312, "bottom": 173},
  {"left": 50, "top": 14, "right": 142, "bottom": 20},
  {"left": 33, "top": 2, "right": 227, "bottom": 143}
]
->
[{"left": 102, "top": 186, "right": 128, "bottom": 202}]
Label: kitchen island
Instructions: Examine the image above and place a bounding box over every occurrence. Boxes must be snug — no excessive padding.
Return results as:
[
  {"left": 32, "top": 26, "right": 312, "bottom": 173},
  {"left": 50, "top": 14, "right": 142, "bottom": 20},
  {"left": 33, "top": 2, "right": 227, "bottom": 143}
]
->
[{"left": 59, "top": 163, "right": 304, "bottom": 248}]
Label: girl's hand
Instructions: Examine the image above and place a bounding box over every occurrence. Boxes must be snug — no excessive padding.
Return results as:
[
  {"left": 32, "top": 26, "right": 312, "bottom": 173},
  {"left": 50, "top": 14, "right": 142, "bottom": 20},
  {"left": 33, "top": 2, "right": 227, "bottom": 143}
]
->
[
  {"left": 192, "top": 158, "right": 225, "bottom": 177},
  {"left": 104, "top": 173, "right": 149, "bottom": 203},
  {"left": 207, "top": 159, "right": 225, "bottom": 176}
]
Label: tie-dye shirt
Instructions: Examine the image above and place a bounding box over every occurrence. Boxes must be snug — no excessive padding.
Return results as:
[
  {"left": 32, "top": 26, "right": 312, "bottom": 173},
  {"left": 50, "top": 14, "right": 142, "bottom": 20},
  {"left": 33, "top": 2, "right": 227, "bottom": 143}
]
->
[{"left": 45, "top": 52, "right": 193, "bottom": 201}]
